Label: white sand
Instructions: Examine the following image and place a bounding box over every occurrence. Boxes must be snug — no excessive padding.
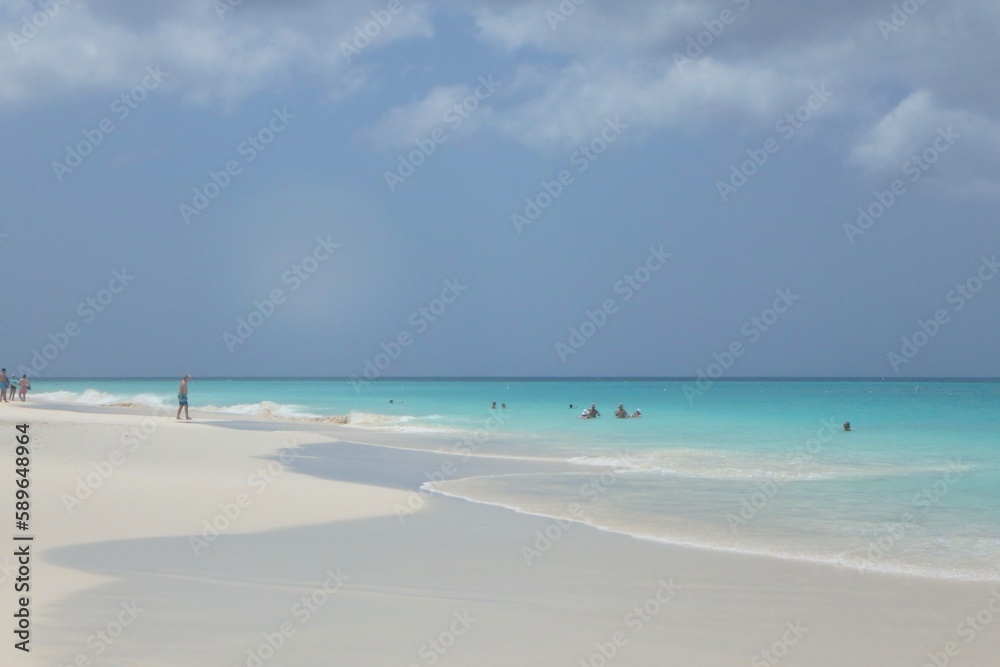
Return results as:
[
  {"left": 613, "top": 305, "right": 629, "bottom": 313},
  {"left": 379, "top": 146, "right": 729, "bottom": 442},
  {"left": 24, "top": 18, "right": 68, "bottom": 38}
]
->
[{"left": 2, "top": 403, "right": 998, "bottom": 666}]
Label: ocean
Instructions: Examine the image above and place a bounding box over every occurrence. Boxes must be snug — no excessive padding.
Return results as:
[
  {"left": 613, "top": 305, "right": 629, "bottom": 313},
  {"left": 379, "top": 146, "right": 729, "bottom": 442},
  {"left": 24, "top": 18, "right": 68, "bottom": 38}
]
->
[{"left": 28, "top": 377, "right": 1000, "bottom": 581}]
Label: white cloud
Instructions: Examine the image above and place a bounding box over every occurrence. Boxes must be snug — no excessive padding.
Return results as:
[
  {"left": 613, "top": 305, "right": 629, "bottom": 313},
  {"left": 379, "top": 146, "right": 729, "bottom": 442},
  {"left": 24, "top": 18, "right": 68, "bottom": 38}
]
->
[
  {"left": 850, "top": 90, "right": 942, "bottom": 174},
  {"left": 490, "top": 57, "right": 793, "bottom": 151},
  {"left": 5, "top": 0, "right": 1000, "bottom": 200},
  {"left": 470, "top": 0, "right": 704, "bottom": 55},
  {"left": 0, "top": 0, "right": 435, "bottom": 107},
  {"left": 460, "top": 0, "right": 1000, "bottom": 201},
  {"left": 850, "top": 89, "right": 1000, "bottom": 198},
  {"left": 454, "top": 1, "right": 848, "bottom": 149},
  {"left": 361, "top": 84, "right": 486, "bottom": 150}
]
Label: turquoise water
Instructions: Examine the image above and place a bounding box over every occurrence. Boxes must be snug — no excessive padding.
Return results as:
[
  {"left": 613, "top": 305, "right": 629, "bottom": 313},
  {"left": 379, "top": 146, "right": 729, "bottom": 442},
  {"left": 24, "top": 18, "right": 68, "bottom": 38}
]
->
[{"left": 29, "top": 378, "right": 1000, "bottom": 580}]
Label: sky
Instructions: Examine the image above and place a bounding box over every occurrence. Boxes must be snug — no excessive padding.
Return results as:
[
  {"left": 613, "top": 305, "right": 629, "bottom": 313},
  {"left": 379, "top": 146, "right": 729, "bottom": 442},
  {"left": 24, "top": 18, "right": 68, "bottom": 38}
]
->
[{"left": 2, "top": 0, "right": 998, "bottom": 379}]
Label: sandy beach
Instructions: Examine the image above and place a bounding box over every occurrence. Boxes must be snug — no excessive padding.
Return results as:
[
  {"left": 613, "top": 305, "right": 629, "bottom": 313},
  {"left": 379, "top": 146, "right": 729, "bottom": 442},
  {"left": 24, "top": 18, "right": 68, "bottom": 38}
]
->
[
  {"left": 2, "top": 402, "right": 998, "bottom": 666},
  {"left": 7, "top": 0, "right": 998, "bottom": 664}
]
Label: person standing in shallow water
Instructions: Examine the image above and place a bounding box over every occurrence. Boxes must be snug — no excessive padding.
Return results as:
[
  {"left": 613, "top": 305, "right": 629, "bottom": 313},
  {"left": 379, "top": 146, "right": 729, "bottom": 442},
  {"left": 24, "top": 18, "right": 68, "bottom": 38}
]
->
[
  {"left": 177, "top": 375, "right": 191, "bottom": 420},
  {"left": 0, "top": 369, "right": 8, "bottom": 402}
]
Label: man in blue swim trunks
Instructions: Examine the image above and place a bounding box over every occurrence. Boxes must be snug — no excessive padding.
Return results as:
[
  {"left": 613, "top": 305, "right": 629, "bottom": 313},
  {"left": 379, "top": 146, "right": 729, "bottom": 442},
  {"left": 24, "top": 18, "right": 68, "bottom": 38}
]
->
[
  {"left": 0, "top": 368, "right": 8, "bottom": 402},
  {"left": 177, "top": 374, "right": 191, "bottom": 420}
]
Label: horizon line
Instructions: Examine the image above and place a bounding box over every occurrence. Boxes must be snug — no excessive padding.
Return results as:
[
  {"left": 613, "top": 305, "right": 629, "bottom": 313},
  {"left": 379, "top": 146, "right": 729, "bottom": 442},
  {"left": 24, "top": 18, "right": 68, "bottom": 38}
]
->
[{"left": 27, "top": 375, "right": 1000, "bottom": 382}]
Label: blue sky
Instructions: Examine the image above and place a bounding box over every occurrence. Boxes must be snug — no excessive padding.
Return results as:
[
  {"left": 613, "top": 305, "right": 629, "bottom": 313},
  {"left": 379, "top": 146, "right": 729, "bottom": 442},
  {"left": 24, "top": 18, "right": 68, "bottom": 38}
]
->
[{"left": 2, "top": 0, "right": 998, "bottom": 378}]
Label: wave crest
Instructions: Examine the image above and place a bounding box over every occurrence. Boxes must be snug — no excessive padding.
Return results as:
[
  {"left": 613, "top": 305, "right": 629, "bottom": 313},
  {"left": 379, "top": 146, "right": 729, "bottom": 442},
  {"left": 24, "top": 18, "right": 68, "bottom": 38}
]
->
[
  {"left": 567, "top": 450, "right": 981, "bottom": 482},
  {"left": 31, "top": 389, "right": 453, "bottom": 433},
  {"left": 35, "top": 389, "right": 168, "bottom": 410}
]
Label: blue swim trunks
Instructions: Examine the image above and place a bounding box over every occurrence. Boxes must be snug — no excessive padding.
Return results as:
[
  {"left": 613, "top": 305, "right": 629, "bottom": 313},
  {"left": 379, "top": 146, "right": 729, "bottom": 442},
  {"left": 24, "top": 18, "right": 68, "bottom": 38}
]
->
[{"left": 178, "top": 393, "right": 188, "bottom": 406}]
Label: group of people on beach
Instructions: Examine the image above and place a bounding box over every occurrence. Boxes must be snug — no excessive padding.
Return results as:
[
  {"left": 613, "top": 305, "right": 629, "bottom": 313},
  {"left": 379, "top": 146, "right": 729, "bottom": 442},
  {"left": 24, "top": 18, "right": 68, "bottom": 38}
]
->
[
  {"left": 574, "top": 403, "right": 642, "bottom": 419},
  {"left": 0, "top": 369, "right": 29, "bottom": 402}
]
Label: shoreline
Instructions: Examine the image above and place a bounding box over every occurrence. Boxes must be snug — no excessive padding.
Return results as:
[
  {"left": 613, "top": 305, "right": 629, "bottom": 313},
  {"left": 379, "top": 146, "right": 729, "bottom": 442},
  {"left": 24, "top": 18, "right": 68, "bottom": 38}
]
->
[
  {"left": 422, "top": 479, "right": 1000, "bottom": 585},
  {"left": 12, "top": 399, "right": 998, "bottom": 582},
  {"left": 2, "top": 401, "right": 998, "bottom": 665}
]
